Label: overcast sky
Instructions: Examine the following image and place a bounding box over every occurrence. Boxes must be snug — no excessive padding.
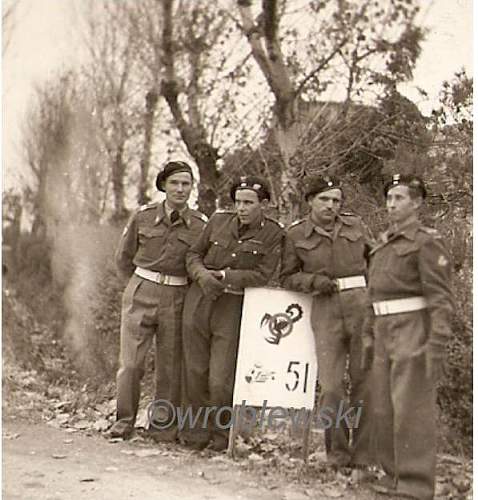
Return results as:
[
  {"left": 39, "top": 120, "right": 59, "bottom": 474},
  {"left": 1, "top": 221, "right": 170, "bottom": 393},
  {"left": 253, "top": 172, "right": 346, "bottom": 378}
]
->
[{"left": 2, "top": 0, "right": 473, "bottom": 190}]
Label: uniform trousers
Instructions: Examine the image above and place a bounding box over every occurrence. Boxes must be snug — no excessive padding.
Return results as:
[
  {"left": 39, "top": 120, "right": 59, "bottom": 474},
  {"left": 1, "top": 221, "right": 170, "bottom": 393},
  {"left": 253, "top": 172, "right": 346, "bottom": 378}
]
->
[
  {"left": 116, "top": 274, "right": 187, "bottom": 430},
  {"left": 372, "top": 310, "right": 436, "bottom": 500},
  {"left": 181, "top": 283, "right": 243, "bottom": 445},
  {"left": 311, "top": 288, "right": 371, "bottom": 467}
]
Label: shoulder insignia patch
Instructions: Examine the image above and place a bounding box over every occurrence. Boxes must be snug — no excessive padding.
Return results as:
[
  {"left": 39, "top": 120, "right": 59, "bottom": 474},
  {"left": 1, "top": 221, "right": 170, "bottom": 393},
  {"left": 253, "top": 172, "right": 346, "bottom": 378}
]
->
[
  {"left": 289, "top": 218, "right": 306, "bottom": 228},
  {"left": 191, "top": 210, "right": 209, "bottom": 223},
  {"left": 214, "top": 209, "right": 234, "bottom": 215},
  {"left": 420, "top": 226, "right": 442, "bottom": 238},
  {"left": 264, "top": 215, "right": 285, "bottom": 228},
  {"left": 138, "top": 202, "right": 157, "bottom": 212},
  {"left": 379, "top": 232, "right": 388, "bottom": 243}
]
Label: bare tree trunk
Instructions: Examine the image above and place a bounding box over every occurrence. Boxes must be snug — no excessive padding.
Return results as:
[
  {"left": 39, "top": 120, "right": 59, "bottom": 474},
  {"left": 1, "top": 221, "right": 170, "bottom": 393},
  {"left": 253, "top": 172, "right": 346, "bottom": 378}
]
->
[
  {"left": 192, "top": 143, "right": 220, "bottom": 216},
  {"left": 31, "top": 163, "right": 48, "bottom": 238},
  {"left": 237, "top": 0, "right": 300, "bottom": 223},
  {"left": 111, "top": 146, "right": 127, "bottom": 221},
  {"left": 236, "top": 0, "right": 353, "bottom": 223},
  {"left": 274, "top": 122, "right": 302, "bottom": 224},
  {"left": 161, "top": 79, "right": 220, "bottom": 216},
  {"left": 160, "top": 0, "right": 220, "bottom": 216},
  {"left": 138, "top": 89, "right": 159, "bottom": 205},
  {"left": 9, "top": 199, "right": 22, "bottom": 272}
]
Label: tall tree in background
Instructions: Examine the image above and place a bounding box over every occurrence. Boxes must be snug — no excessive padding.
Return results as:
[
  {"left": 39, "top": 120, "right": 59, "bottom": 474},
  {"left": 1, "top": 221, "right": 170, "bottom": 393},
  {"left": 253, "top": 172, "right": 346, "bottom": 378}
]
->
[
  {"left": 236, "top": 0, "right": 423, "bottom": 221},
  {"left": 21, "top": 73, "right": 76, "bottom": 237},
  {"left": 82, "top": 1, "right": 142, "bottom": 221},
  {"left": 124, "top": 0, "right": 256, "bottom": 215}
]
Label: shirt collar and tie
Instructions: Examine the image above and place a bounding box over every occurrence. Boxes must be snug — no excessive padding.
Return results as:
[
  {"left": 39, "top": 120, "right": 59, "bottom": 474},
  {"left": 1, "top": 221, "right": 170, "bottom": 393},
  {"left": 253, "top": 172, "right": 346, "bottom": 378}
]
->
[{"left": 155, "top": 202, "right": 189, "bottom": 226}]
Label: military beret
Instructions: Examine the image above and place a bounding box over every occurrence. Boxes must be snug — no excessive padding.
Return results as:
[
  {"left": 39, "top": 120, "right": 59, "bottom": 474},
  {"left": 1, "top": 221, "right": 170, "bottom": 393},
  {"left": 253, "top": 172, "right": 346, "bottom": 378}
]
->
[
  {"left": 230, "top": 175, "right": 271, "bottom": 201},
  {"left": 383, "top": 174, "right": 427, "bottom": 199},
  {"left": 304, "top": 175, "right": 342, "bottom": 200},
  {"left": 156, "top": 161, "right": 193, "bottom": 192}
]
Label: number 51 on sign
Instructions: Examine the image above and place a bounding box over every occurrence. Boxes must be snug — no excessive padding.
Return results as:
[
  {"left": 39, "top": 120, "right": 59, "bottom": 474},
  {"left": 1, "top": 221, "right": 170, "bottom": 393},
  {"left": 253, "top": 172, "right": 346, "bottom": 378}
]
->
[{"left": 233, "top": 287, "right": 318, "bottom": 410}]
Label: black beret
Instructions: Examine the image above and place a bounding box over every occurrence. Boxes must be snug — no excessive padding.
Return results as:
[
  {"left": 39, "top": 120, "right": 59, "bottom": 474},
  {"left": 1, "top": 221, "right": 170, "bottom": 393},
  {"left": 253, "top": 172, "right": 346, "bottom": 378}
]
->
[
  {"left": 156, "top": 161, "right": 193, "bottom": 192},
  {"left": 383, "top": 174, "right": 427, "bottom": 199},
  {"left": 230, "top": 175, "right": 271, "bottom": 201},
  {"left": 304, "top": 175, "right": 342, "bottom": 200}
]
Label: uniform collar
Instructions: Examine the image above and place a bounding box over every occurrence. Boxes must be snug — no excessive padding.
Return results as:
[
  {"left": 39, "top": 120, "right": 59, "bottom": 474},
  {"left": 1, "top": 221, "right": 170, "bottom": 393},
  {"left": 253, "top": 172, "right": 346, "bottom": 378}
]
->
[
  {"left": 337, "top": 214, "right": 353, "bottom": 226},
  {"left": 305, "top": 215, "right": 340, "bottom": 238},
  {"left": 371, "top": 220, "right": 420, "bottom": 256},
  {"left": 387, "top": 219, "right": 420, "bottom": 242},
  {"left": 231, "top": 213, "right": 265, "bottom": 239},
  {"left": 155, "top": 202, "right": 190, "bottom": 226}
]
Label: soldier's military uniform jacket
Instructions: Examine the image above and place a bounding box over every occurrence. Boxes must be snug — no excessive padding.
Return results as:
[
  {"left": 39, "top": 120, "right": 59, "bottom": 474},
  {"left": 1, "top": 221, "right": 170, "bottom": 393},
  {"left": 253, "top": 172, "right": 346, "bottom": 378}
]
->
[
  {"left": 366, "top": 221, "right": 454, "bottom": 500},
  {"left": 187, "top": 210, "right": 284, "bottom": 293},
  {"left": 280, "top": 212, "right": 374, "bottom": 467},
  {"left": 181, "top": 210, "right": 284, "bottom": 446},
  {"left": 368, "top": 220, "right": 454, "bottom": 350},
  {"left": 115, "top": 202, "right": 207, "bottom": 279},
  {"left": 280, "top": 213, "right": 373, "bottom": 290}
]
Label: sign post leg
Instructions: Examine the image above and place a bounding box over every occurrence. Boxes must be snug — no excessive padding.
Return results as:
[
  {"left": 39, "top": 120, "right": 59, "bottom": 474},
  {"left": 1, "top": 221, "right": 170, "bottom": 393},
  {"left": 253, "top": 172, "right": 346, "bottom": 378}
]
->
[{"left": 227, "top": 404, "right": 240, "bottom": 459}]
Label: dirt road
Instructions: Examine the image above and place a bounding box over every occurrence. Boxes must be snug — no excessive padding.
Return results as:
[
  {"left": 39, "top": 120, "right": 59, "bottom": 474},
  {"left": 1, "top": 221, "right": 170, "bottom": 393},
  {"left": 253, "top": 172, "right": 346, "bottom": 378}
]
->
[{"left": 3, "top": 418, "right": 374, "bottom": 500}]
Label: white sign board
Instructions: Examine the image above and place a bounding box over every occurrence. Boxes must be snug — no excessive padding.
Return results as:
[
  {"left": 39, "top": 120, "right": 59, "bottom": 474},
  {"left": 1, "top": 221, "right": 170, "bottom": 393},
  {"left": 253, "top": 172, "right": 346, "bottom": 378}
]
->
[{"left": 233, "top": 287, "right": 317, "bottom": 410}]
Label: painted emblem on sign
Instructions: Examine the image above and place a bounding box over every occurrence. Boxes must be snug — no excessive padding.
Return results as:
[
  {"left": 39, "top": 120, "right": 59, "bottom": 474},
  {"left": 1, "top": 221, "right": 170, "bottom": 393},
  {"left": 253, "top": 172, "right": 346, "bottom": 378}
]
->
[
  {"left": 260, "top": 303, "right": 304, "bottom": 345},
  {"left": 245, "top": 363, "right": 276, "bottom": 384}
]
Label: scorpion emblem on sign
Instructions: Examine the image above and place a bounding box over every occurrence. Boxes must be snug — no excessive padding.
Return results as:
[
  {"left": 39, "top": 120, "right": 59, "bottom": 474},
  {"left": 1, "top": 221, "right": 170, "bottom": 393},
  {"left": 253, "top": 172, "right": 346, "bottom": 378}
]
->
[{"left": 260, "top": 303, "right": 304, "bottom": 345}]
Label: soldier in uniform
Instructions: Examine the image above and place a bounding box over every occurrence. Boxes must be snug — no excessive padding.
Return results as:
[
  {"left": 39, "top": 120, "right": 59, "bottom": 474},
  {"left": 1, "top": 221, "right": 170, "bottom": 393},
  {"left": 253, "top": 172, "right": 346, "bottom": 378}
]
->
[
  {"left": 280, "top": 175, "right": 373, "bottom": 473},
  {"left": 109, "top": 161, "right": 208, "bottom": 440},
  {"left": 181, "top": 175, "right": 284, "bottom": 451},
  {"left": 362, "top": 175, "right": 453, "bottom": 499}
]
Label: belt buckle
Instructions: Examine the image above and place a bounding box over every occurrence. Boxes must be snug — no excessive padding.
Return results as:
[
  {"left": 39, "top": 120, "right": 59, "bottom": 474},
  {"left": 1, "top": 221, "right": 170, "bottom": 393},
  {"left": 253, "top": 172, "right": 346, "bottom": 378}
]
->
[
  {"left": 157, "top": 273, "right": 166, "bottom": 285},
  {"left": 373, "top": 302, "right": 386, "bottom": 315}
]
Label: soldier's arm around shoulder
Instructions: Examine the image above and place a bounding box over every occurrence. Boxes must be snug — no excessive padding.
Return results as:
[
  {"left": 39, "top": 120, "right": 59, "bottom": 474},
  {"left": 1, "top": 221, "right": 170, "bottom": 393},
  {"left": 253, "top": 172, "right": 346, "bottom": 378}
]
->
[
  {"left": 189, "top": 209, "right": 209, "bottom": 227},
  {"left": 186, "top": 211, "right": 220, "bottom": 281},
  {"left": 279, "top": 219, "right": 317, "bottom": 293},
  {"left": 114, "top": 210, "right": 139, "bottom": 281},
  {"left": 188, "top": 209, "right": 208, "bottom": 241},
  {"left": 418, "top": 227, "right": 455, "bottom": 348}
]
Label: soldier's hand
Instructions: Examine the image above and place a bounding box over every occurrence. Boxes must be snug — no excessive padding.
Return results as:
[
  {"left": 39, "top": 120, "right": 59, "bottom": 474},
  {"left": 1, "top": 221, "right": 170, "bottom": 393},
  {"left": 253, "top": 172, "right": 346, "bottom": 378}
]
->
[
  {"left": 312, "top": 274, "right": 338, "bottom": 296},
  {"left": 360, "top": 337, "right": 374, "bottom": 371},
  {"left": 425, "top": 348, "right": 446, "bottom": 382},
  {"left": 209, "top": 270, "right": 225, "bottom": 281},
  {"left": 198, "top": 271, "right": 225, "bottom": 300}
]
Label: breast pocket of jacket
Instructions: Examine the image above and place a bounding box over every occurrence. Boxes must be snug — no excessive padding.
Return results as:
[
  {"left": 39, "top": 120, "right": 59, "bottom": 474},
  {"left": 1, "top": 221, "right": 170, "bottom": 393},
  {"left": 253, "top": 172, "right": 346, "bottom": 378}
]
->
[
  {"left": 339, "top": 231, "right": 366, "bottom": 266},
  {"left": 176, "top": 231, "right": 197, "bottom": 249},
  {"left": 294, "top": 239, "right": 322, "bottom": 268},
  {"left": 237, "top": 242, "right": 267, "bottom": 268},
  {"left": 206, "top": 236, "right": 230, "bottom": 265},
  {"left": 391, "top": 241, "right": 420, "bottom": 278},
  {"left": 138, "top": 226, "right": 167, "bottom": 246}
]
